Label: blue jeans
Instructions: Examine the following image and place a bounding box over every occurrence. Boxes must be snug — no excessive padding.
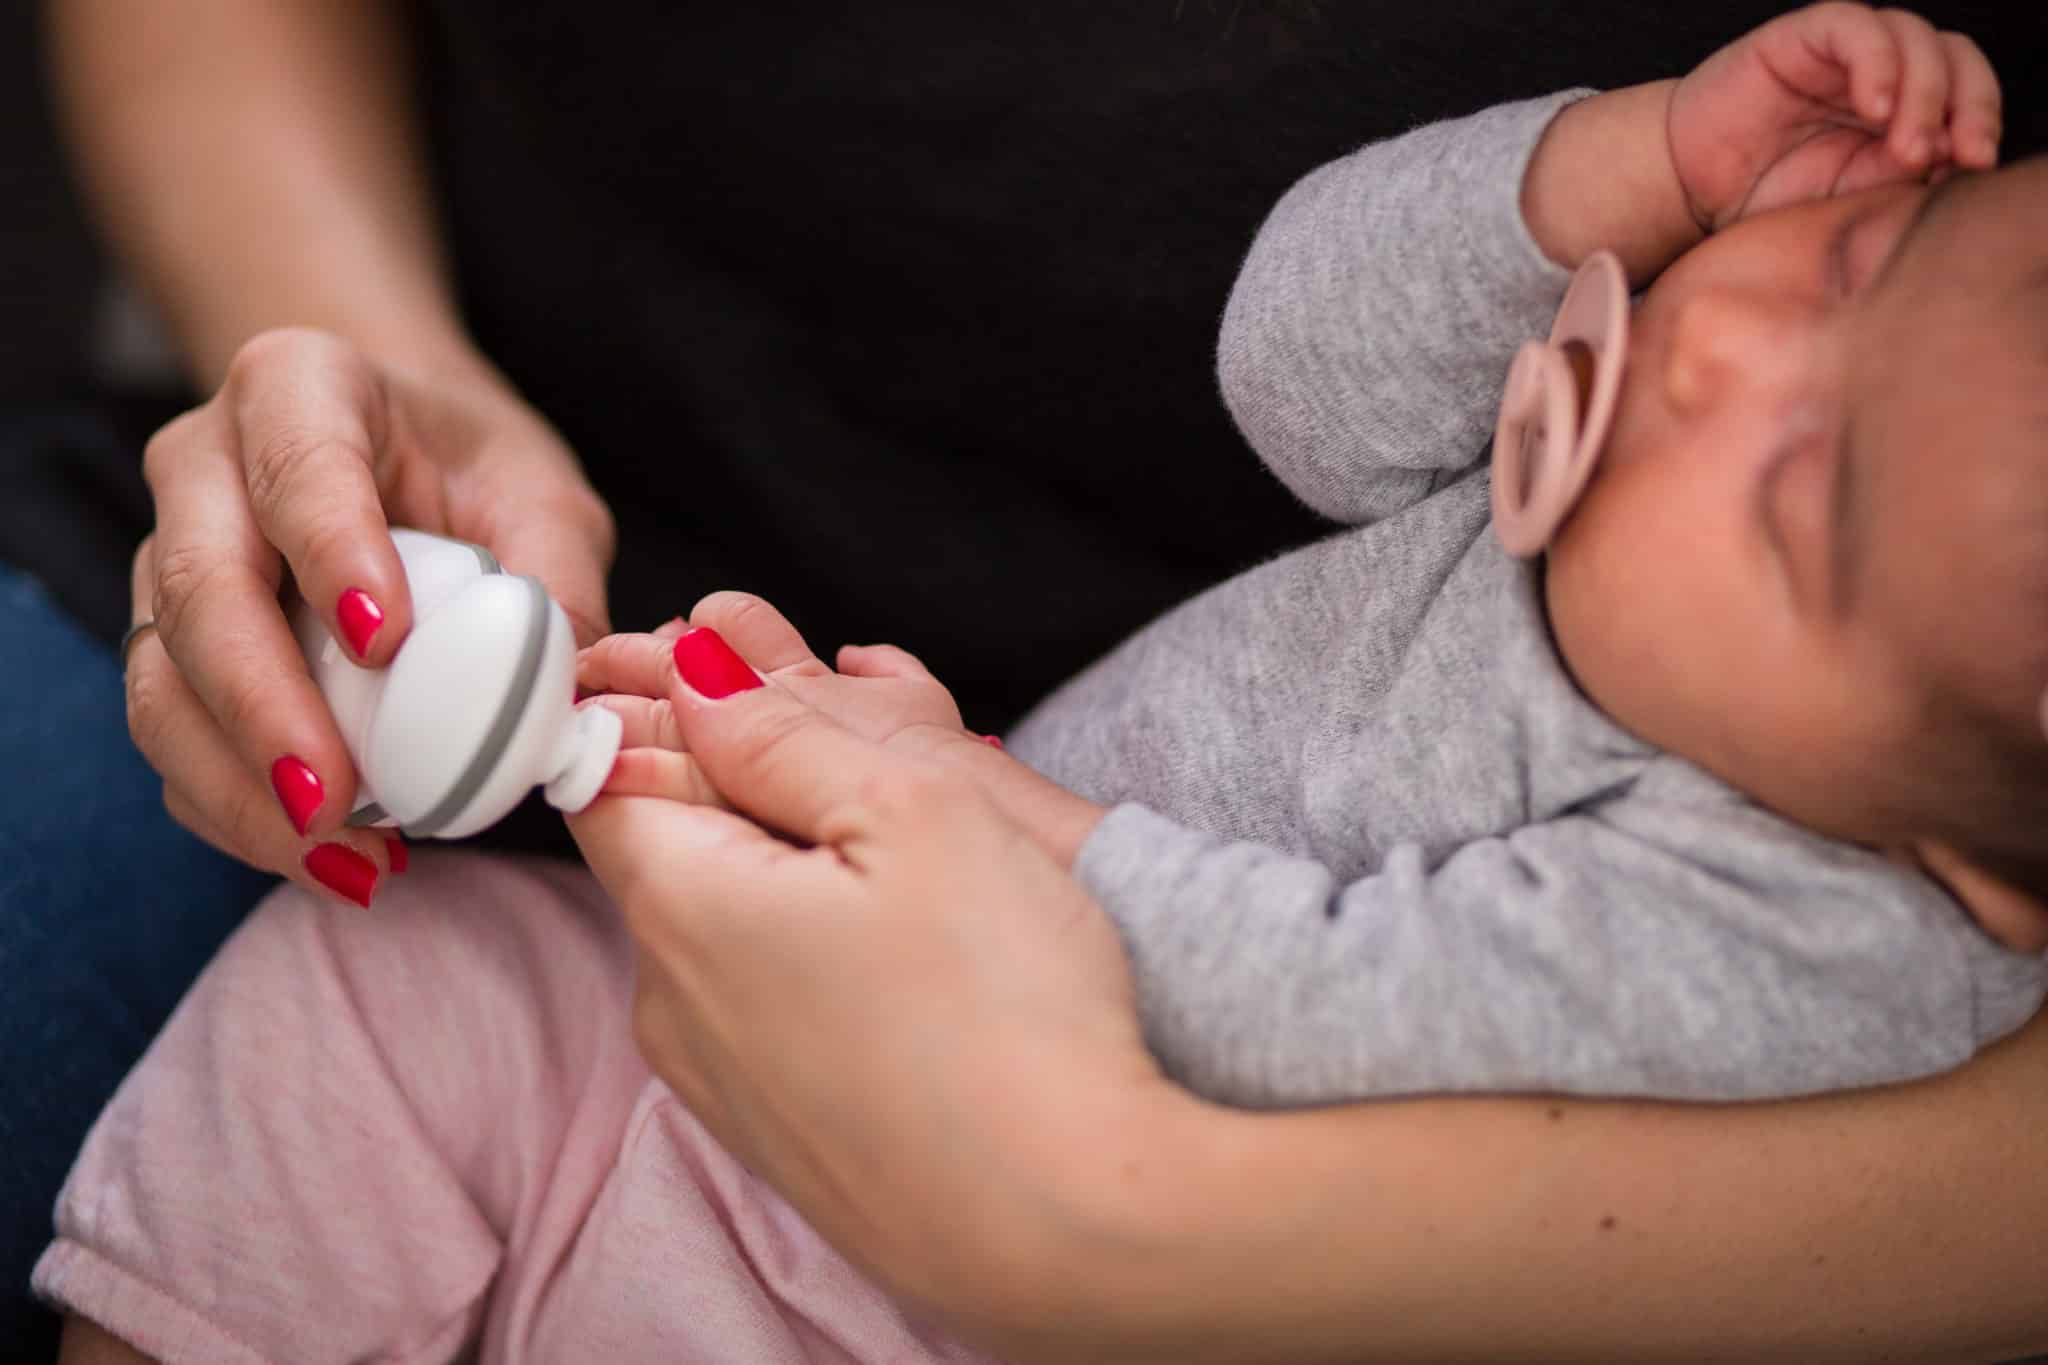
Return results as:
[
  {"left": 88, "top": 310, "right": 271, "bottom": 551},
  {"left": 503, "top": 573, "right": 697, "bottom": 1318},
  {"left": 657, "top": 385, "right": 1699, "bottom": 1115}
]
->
[{"left": 0, "top": 567, "right": 274, "bottom": 1360}]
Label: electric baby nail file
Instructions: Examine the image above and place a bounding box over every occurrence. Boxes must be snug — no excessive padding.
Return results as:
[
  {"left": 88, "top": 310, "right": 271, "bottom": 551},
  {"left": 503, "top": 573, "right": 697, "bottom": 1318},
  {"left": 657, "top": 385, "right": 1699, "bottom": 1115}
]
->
[{"left": 291, "top": 528, "right": 622, "bottom": 839}]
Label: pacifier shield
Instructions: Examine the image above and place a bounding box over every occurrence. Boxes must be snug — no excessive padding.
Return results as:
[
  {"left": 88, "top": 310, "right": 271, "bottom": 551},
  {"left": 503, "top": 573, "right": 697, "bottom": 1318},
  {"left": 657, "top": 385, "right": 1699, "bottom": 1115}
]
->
[{"left": 1491, "top": 249, "right": 1630, "bottom": 557}]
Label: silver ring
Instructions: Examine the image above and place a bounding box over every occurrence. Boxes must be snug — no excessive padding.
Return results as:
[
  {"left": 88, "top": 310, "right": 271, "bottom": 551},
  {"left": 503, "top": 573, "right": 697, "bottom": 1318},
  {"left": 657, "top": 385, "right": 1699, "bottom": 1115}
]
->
[{"left": 120, "top": 618, "right": 159, "bottom": 666}]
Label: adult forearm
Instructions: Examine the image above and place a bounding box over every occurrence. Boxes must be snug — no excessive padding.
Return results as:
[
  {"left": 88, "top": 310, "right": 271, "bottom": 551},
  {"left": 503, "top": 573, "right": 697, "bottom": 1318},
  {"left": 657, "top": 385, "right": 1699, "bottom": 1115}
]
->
[
  {"left": 1521, "top": 79, "right": 1704, "bottom": 286},
  {"left": 46, "top": 0, "right": 481, "bottom": 387},
  {"left": 993, "top": 1012, "right": 2048, "bottom": 1364}
]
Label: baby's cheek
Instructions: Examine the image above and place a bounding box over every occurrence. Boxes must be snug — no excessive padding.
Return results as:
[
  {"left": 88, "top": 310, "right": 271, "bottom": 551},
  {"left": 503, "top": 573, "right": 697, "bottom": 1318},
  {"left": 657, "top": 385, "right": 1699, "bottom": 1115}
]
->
[{"left": 1545, "top": 476, "right": 1755, "bottom": 748}]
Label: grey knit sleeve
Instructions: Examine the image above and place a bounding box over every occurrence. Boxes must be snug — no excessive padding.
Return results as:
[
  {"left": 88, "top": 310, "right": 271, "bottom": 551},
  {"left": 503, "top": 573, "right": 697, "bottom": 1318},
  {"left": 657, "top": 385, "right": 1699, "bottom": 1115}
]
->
[
  {"left": 1074, "top": 786, "right": 2041, "bottom": 1107},
  {"left": 1216, "top": 90, "right": 1588, "bottom": 525}
]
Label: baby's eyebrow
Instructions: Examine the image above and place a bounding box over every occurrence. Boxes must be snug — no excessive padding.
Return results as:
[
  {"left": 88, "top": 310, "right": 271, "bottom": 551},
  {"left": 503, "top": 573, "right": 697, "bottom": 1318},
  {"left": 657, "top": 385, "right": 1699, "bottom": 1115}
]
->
[
  {"left": 1830, "top": 178, "right": 1983, "bottom": 617},
  {"left": 1870, "top": 176, "right": 1969, "bottom": 297},
  {"left": 1829, "top": 406, "right": 1866, "bottom": 618}
]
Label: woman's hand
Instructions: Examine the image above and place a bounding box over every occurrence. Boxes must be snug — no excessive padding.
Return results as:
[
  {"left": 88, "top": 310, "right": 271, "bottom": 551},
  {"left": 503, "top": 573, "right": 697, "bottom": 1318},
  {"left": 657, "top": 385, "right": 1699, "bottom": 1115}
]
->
[
  {"left": 1669, "top": 3, "right": 2001, "bottom": 231},
  {"left": 577, "top": 594, "right": 1106, "bottom": 864},
  {"left": 564, "top": 664, "right": 1168, "bottom": 1350},
  {"left": 126, "top": 327, "right": 614, "bottom": 904}
]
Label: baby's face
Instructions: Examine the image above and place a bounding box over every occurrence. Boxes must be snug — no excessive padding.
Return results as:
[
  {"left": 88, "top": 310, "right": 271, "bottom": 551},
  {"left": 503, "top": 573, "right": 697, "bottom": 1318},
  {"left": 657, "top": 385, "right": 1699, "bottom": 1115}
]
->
[{"left": 1545, "top": 160, "right": 2048, "bottom": 844}]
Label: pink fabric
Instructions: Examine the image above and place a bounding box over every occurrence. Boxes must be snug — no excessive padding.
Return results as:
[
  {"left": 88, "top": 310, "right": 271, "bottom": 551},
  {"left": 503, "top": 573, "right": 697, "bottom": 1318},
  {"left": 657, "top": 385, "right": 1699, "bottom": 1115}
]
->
[{"left": 32, "top": 852, "right": 997, "bottom": 1365}]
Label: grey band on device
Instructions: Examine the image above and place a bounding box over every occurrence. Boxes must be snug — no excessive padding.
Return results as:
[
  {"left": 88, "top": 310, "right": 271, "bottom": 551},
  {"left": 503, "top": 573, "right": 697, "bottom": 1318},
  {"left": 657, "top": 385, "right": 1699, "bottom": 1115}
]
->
[{"left": 343, "top": 572, "right": 550, "bottom": 838}]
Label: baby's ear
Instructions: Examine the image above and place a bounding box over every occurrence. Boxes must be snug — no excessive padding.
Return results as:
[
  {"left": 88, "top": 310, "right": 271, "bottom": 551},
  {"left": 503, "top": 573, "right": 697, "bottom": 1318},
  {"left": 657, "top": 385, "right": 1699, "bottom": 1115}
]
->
[{"left": 1908, "top": 841, "right": 2048, "bottom": 954}]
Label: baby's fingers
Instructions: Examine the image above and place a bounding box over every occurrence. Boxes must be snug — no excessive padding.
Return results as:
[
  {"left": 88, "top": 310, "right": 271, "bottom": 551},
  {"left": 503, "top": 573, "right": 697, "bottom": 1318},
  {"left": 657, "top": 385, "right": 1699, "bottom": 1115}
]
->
[
  {"left": 579, "top": 630, "right": 677, "bottom": 699},
  {"left": 1939, "top": 30, "right": 2001, "bottom": 169},
  {"left": 1875, "top": 8, "right": 1953, "bottom": 168},
  {"left": 585, "top": 693, "right": 687, "bottom": 751},
  {"left": 1765, "top": 3, "right": 1903, "bottom": 124},
  {"left": 601, "top": 747, "right": 729, "bottom": 807}
]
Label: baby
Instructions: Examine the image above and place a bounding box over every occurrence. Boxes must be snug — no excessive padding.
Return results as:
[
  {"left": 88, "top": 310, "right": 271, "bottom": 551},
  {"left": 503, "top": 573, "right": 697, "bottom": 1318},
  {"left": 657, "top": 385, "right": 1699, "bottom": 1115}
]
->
[
  {"left": 1042, "top": 61, "right": 2048, "bottom": 1101},
  {"left": 37, "top": 6, "right": 2048, "bottom": 1363}
]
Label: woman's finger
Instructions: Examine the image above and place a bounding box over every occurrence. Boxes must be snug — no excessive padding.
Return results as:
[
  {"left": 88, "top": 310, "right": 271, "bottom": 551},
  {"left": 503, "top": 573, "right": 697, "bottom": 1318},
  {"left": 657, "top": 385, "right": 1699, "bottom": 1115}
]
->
[
  {"left": 464, "top": 479, "right": 616, "bottom": 646},
  {"left": 665, "top": 628, "right": 930, "bottom": 846},
  {"left": 574, "top": 792, "right": 803, "bottom": 883},
  {"left": 568, "top": 790, "right": 834, "bottom": 948},
  {"left": 688, "top": 590, "right": 830, "bottom": 676},
  {"left": 1874, "top": 8, "right": 1950, "bottom": 167},
  {"left": 416, "top": 374, "right": 618, "bottom": 646},
  {"left": 125, "top": 619, "right": 393, "bottom": 904},
  {"left": 142, "top": 409, "right": 360, "bottom": 839},
  {"left": 1938, "top": 30, "right": 2002, "bottom": 168},
  {"left": 583, "top": 595, "right": 831, "bottom": 702},
  {"left": 224, "top": 329, "right": 414, "bottom": 668},
  {"left": 123, "top": 629, "right": 246, "bottom": 860},
  {"left": 162, "top": 779, "right": 397, "bottom": 908}
]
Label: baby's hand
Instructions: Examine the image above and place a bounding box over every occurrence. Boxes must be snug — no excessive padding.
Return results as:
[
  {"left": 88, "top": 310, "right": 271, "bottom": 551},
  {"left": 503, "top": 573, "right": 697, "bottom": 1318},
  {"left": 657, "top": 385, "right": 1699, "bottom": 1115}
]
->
[
  {"left": 577, "top": 593, "right": 976, "bottom": 803},
  {"left": 1668, "top": 3, "right": 2000, "bottom": 231}
]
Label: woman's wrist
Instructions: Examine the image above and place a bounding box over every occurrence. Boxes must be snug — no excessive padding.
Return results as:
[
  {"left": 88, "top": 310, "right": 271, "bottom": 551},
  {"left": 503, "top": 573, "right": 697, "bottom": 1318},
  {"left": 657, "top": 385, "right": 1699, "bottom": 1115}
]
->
[
  {"left": 1522, "top": 78, "right": 1705, "bottom": 285},
  {"left": 897, "top": 726, "right": 1107, "bottom": 868},
  {"left": 340, "top": 310, "right": 500, "bottom": 396},
  {"left": 149, "top": 243, "right": 488, "bottom": 397}
]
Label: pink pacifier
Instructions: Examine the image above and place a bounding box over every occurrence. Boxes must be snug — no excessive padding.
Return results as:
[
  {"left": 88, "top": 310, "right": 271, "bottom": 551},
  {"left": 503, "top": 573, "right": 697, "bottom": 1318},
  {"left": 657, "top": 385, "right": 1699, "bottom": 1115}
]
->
[{"left": 1491, "top": 249, "right": 1630, "bottom": 557}]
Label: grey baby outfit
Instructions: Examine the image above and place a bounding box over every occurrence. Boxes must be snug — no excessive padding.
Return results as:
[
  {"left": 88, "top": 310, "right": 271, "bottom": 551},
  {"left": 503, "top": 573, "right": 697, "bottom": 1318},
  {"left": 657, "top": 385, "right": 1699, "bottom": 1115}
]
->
[{"left": 1004, "top": 91, "right": 2048, "bottom": 1109}]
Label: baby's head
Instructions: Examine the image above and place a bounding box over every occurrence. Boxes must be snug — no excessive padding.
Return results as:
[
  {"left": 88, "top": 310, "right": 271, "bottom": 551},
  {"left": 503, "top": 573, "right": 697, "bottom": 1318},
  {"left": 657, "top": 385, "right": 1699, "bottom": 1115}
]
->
[{"left": 1542, "top": 156, "right": 2048, "bottom": 950}]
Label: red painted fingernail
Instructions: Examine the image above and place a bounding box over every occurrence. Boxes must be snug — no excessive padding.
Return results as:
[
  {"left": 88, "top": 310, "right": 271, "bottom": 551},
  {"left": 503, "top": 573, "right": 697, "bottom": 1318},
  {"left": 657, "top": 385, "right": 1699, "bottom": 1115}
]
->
[
  {"left": 980, "top": 733, "right": 1004, "bottom": 749},
  {"left": 336, "top": 588, "right": 385, "bottom": 659},
  {"left": 271, "top": 755, "right": 324, "bottom": 836},
  {"left": 672, "top": 627, "right": 763, "bottom": 699},
  {"left": 304, "top": 843, "right": 378, "bottom": 907},
  {"left": 384, "top": 834, "right": 409, "bottom": 875}
]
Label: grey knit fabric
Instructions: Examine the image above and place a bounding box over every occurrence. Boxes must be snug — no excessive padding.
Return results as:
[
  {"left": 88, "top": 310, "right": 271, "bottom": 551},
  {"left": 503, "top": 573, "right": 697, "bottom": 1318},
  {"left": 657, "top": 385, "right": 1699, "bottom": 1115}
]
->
[{"left": 1006, "top": 92, "right": 2048, "bottom": 1108}]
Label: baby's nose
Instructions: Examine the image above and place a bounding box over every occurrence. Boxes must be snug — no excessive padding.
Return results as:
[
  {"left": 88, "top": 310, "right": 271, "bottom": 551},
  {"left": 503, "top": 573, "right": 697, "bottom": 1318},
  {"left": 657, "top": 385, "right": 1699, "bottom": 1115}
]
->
[{"left": 1661, "top": 286, "right": 1822, "bottom": 417}]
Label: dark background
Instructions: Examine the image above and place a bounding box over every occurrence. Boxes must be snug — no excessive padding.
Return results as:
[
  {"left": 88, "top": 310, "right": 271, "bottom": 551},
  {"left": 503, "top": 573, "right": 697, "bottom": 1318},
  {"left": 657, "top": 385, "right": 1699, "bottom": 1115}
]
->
[{"left": 1, "top": 10, "right": 96, "bottom": 404}]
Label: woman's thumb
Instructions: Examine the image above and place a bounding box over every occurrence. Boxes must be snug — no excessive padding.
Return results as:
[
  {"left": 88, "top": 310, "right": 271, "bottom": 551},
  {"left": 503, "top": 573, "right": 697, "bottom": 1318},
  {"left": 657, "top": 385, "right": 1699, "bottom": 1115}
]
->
[{"left": 488, "top": 501, "right": 616, "bottom": 645}]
